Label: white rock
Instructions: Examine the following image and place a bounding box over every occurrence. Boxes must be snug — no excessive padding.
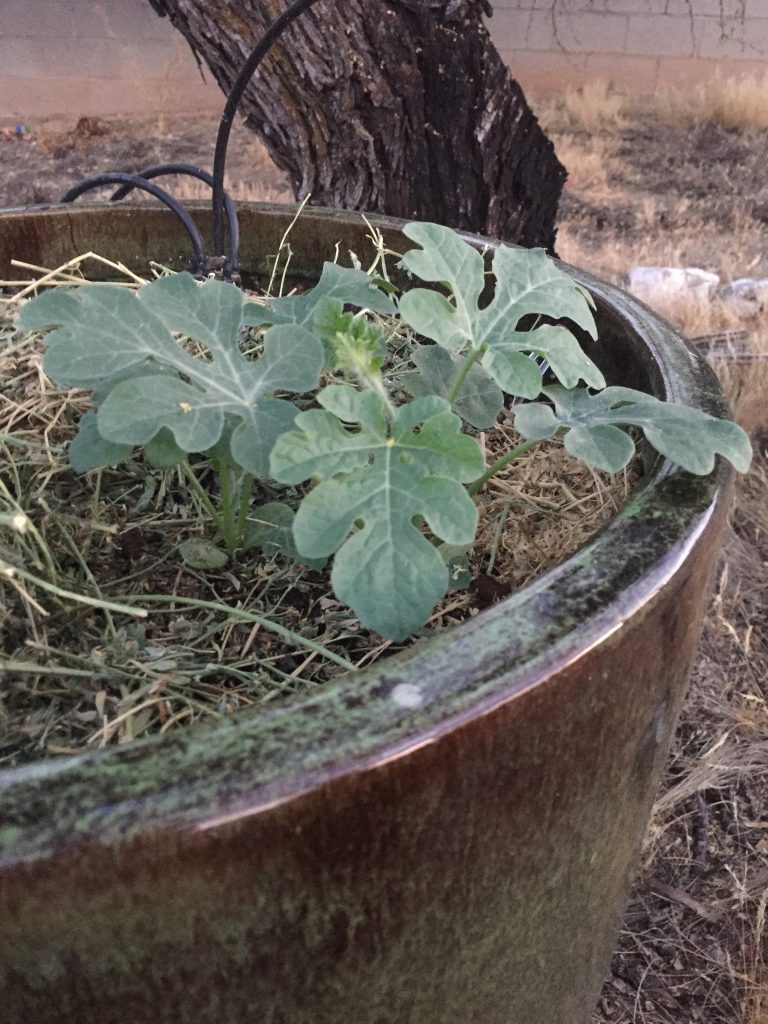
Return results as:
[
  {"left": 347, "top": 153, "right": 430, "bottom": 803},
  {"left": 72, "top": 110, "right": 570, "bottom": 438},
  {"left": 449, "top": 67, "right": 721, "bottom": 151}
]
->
[
  {"left": 626, "top": 266, "right": 721, "bottom": 304},
  {"left": 720, "top": 278, "right": 768, "bottom": 318}
]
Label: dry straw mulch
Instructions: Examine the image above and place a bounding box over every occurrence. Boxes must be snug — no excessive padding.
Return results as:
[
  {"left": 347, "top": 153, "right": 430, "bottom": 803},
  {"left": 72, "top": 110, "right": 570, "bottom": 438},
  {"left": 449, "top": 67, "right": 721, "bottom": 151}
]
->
[{"left": 0, "top": 256, "right": 634, "bottom": 763}]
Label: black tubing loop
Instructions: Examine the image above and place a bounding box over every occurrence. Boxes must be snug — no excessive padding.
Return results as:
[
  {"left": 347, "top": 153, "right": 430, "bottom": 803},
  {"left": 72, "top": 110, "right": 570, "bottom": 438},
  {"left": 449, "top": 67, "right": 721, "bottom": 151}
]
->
[
  {"left": 61, "top": 173, "right": 208, "bottom": 276},
  {"left": 108, "top": 163, "right": 211, "bottom": 202},
  {"left": 211, "top": 0, "right": 324, "bottom": 258},
  {"left": 109, "top": 163, "right": 240, "bottom": 278}
]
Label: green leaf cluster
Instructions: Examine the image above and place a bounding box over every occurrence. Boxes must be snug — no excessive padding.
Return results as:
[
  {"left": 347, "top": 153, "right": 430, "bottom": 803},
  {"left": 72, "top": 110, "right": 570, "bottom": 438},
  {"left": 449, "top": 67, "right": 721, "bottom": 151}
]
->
[
  {"left": 514, "top": 385, "right": 753, "bottom": 475},
  {"left": 271, "top": 387, "right": 483, "bottom": 640},
  {"left": 399, "top": 222, "right": 604, "bottom": 413},
  {"left": 19, "top": 273, "right": 324, "bottom": 476},
  {"left": 19, "top": 226, "right": 752, "bottom": 640}
]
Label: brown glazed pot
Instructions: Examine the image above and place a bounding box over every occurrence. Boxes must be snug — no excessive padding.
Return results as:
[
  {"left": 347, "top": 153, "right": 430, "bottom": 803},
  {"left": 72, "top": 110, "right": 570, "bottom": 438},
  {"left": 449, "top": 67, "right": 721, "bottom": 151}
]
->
[{"left": 0, "top": 204, "right": 733, "bottom": 1024}]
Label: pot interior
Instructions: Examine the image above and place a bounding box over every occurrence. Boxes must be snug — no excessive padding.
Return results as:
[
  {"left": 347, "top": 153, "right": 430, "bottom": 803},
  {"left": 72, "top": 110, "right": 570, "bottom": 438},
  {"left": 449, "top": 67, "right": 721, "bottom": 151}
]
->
[{"left": 0, "top": 202, "right": 731, "bottom": 845}]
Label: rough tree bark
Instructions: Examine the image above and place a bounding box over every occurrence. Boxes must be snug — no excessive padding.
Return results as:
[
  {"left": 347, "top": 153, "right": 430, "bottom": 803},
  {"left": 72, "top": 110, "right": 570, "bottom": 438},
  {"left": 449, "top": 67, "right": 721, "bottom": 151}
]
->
[{"left": 147, "top": 0, "right": 565, "bottom": 251}]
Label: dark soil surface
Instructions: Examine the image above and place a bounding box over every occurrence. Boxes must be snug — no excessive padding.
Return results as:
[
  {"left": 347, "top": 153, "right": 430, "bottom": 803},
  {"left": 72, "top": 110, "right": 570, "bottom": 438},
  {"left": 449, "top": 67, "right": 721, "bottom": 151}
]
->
[
  {"left": 556, "top": 113, "right": 768, "bottom": 281},
  {"left": 0, "top": 113, "right": 290, "bottom": 209}
]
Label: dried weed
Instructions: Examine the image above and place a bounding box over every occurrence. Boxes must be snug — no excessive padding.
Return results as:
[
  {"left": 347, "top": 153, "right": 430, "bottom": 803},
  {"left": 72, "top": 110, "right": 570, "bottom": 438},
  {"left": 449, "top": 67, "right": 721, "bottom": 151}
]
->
[
  {"left": 656, "top": 70, "right": 768, "bottom": 131},
  {"left": 536, "top": 80, "right": 627, "bottom": 134}
]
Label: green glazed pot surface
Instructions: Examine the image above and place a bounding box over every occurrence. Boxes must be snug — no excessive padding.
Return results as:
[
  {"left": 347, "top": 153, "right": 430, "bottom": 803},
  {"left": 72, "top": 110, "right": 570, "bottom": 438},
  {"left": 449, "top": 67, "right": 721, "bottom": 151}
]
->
[{"left": 0, "top": 203, "right": 733, "bottom": 1024}]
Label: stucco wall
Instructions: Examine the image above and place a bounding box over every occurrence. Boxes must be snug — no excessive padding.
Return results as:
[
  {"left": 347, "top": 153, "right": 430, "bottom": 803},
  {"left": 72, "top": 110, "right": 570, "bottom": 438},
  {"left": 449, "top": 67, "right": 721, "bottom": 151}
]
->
[
  {"left": 0, "top": 0, "right": 220, "bottom": 119},
  {"left": 1, "top": 0, "right": 767, "bottom": 118},
  {"left": 491, "top": 0, "right": 768, "bottom": 92}
]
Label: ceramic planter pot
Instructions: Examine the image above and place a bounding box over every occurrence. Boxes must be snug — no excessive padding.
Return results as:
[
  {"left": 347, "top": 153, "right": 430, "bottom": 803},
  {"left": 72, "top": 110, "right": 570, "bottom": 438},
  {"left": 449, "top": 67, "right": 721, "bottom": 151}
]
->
[{"left": 0, "top": 204, "right": 733, "bottom": 1024}]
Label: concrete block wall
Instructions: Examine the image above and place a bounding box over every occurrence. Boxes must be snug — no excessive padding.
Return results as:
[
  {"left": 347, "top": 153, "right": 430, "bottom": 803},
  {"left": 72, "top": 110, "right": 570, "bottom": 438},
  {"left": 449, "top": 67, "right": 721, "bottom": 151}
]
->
[
  {"left": 1, "top": 0, "right": 766, "bottom": 117},
  {"left": 0, "top": 0, "right": 220, "bottom": 119},
  {"left": 489, "top": 0, "right": 768, "bottom": 93}
]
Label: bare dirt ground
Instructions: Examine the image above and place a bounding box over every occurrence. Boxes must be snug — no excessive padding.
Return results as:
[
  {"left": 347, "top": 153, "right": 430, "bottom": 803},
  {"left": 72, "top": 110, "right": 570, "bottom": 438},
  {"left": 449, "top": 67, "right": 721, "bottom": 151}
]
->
[
  {"left": 1, "top": 100, "right": 766, "bottom": 1024},
  {"left": 0, "top": 112, "right": 289, "bottom": 208}
]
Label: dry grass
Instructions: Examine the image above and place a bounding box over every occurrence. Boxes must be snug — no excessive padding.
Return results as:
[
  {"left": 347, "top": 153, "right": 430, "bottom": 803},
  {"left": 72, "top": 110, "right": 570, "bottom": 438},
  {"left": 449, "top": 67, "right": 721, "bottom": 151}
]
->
[
  {"left": 0, "top": 256, "right": 632, "bottom": 765},
  {"left": 656, "top": 70, "right": 768, "bottom": 130},
  {"left": 707, "top": 330, "right": 768, "bottom": 435},
  {"left": 0, "top": 112, "right": 292, "bottom": 209},
  {"left": 550, "top": 133, "right": 620, "bottom": 201},
  {"left": 537, "top": 70, "right": 768, "bottom": 134},
  {"left": 537, "top": 79, "right": 627, "bottom": 134},
  {"left": 556, "top": 187, "right": 768, "bottom": 287},
  {"left": 173, "top": 175, "right": 290, "bottom": 204}
]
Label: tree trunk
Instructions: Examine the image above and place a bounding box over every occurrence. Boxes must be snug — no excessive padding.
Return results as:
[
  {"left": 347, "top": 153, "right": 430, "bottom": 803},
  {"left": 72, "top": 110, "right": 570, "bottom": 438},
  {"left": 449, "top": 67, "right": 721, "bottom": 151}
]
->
[{"left": 147, "top": 0, "right": 565, "bottom": 251}]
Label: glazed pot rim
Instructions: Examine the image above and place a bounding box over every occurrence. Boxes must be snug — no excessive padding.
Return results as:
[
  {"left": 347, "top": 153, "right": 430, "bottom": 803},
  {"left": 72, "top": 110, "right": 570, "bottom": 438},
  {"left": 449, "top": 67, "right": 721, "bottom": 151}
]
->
[{"left": 0, "top": 202, "right": 731, "bottom": 864}]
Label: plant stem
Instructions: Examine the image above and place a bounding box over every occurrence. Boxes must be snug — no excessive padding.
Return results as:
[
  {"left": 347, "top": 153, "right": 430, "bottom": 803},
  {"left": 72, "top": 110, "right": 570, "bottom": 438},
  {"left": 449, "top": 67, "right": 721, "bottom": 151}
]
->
[
  {"left": 1, "top": 562, "right": 147, "bottom": 618},
  {"left": 0, "top": 479, "right": 59, "bottom": 583},
  {"left": 486, "top": 502, "right": 510, "bottom": 575},
  {"left": 118, "top": 593, "right": 356, "bottom": 671},
  {"left": 1, "top": 660, "right": 109, "bottom": 679},
  {"left": 370, "top": 375, "right": 398, "bottom": 419},
  {"left": 234, "top": 472, "right": 255, "bottom": 541},
  {"left": 447, "top": 346, "right": 484, "bottom": 404},
  {"left": 44, "top": 504, "right": 116, "bottom": 639},
  {"left": 468, "top": 437, "right": 546, "bottom": 496},
  {"left": 180, "top": 460, "right": 224, "bottom": 536},
  {"left": 217, "top": 462, "right": 239, "bottom": 554}
]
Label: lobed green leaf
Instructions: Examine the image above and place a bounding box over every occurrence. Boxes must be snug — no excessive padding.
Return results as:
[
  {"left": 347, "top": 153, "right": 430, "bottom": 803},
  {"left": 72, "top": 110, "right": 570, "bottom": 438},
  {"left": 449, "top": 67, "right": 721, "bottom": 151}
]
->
[
  {"left": 243, "top": 262, "right": 396, "bottom": 328},
  {"left": 514, "top": 384, "right": 753, "bottom": 475},
  {"left": 403, "top": 345, "right": 503, "bottom": 429},
  {"left": 144, "top": 429, "right": 186, "bottom": 470},
  {"left": 242, "top": 501, "right": 326, "bottom": 568},
  {"left": 399, "top": 223, "right": 603, "bottom": 399},
  {"left": 271, "top": 387, "right": 484, "bottom": 639},
  {"left": 20, "top": 273, "right": 325, "bottom": 476},
  {"left": 68, "top": 411, "right": 133, "bottom": 472}
]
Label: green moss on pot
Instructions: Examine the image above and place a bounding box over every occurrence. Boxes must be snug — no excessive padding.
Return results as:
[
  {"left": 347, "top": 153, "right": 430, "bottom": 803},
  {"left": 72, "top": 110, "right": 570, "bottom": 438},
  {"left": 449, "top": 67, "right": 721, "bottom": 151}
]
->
[{"left": 0, "top": 204, "right": 737, "bottom": 1024}]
